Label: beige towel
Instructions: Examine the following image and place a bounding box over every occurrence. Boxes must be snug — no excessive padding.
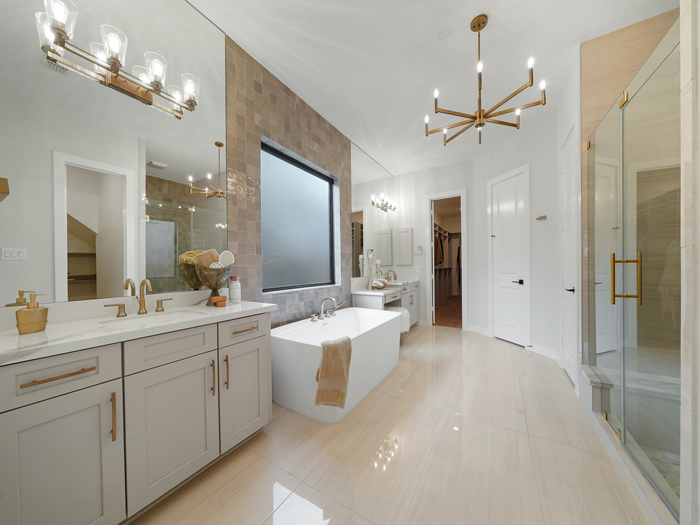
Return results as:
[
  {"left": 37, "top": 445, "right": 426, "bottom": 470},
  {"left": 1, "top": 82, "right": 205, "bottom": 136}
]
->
[{"left": 315, "top": 336, "right": 352, "bottom": 408}]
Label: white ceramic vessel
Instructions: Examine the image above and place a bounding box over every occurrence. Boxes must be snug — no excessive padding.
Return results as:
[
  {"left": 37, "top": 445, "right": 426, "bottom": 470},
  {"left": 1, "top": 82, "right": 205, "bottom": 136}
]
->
[{"left": 271, "top": 307, "right": 401, "bottom": 423}]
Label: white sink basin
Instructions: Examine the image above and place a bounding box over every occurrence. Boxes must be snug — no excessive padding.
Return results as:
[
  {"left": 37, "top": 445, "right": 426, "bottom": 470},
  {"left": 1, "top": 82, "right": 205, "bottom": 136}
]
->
[
  {"left": 386, "top": 281, "right": 413, "bottom": 287},
  {"left": 98, "top": 309, "right": 209, "bottom": 329}
]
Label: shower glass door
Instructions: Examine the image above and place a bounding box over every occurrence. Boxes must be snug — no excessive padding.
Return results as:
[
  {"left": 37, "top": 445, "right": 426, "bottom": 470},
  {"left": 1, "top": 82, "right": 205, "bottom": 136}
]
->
[
  {"left": 621, "top": 40, "right": 680, "bottom": 513},
  {"left": 588, "top": 19, "right": 680, "bottom": 516}
]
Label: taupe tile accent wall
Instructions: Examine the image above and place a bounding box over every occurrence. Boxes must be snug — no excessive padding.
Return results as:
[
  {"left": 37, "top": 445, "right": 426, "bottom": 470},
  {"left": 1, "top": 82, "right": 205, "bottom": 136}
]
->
[{"left": 224, "top": 37, "right": 352, "bottom": 326}]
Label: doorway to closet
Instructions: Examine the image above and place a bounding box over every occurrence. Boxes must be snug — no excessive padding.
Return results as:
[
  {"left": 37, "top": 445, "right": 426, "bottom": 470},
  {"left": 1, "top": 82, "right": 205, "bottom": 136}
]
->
[{"left": 432, "top": 197, "right": 462, "bottom": 328}]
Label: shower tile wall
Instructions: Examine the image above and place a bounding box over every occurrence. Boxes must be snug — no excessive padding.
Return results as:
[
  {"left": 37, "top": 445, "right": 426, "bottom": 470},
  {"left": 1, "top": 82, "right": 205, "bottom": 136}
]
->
[{"left": 224, "top": 37, "right": 352, "bottom": 326}]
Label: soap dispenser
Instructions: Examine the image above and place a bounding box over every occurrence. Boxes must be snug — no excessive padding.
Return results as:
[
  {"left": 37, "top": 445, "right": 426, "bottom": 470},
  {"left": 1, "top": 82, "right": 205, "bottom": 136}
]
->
[
  {"left": 16, "top": 293, "right": 48, "bottom": 335},
  {"left": 5, "top": 290, "right": 31, "bottom": 307}
]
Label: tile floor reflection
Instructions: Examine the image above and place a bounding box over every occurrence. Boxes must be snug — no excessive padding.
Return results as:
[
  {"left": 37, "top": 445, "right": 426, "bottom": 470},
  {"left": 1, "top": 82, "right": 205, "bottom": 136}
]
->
[{"left": 132, "top": 326, "right": 658, "bottom": 525}]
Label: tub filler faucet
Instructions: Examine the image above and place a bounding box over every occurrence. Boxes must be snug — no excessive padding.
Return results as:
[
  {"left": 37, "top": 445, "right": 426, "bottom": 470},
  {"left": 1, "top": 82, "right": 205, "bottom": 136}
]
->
[{"left": 313, "top": 297, "right": 346, "bottom": 321}]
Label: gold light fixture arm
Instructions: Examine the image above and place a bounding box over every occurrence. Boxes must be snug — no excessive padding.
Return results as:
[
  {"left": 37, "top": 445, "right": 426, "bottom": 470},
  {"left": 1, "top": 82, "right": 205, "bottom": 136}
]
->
[
  {"left": 435, "top": 106, "right": 477, "bottom": 120},
  {"left": 484, "top": 77, "right": 533, "bottom": 118},
  {"left": 486, "top": 92, "right": 547, "bottom": 119},
  {"left": 445, "top": 122, "right": 475, "bottom": 145},
  {"left": 426, "top": 118, "right": 475, "bottom": 136},
  {"left": 485, "top": 118, "right": 518, "bottom": 128}
]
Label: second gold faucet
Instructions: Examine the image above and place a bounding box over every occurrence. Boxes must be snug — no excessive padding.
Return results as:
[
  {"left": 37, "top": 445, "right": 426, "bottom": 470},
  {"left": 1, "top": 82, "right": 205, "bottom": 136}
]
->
[{"left": 138, "top": 279, "right": 152, "bottom": 315}]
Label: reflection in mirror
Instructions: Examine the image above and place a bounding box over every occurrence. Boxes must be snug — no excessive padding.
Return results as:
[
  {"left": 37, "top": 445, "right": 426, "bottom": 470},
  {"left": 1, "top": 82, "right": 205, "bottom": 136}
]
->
[
  {"left": 0, "top": 0, "right": 225, "bottom": 306},
  {"left": 350, "top": 143, "right": 395, "bottom": 280}
]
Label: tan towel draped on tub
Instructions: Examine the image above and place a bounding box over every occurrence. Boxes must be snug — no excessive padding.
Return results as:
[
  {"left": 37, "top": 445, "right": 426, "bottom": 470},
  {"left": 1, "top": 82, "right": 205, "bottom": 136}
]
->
[{"left": 315, "top": 336, "right": 352, "bottom": 408}]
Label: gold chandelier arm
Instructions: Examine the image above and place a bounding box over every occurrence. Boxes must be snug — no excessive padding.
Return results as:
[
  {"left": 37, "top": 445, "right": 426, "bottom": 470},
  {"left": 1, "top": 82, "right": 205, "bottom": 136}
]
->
[
  {"left": 444, "top": 122, "right": 475, "bottom": 145},
  {"left": 487, "top": 91, "right": 546, "bottom": 119},
  {"left": 436, "top": 107, "right": 477, "bottom": 119},
  {"left": 485, "top": 118, "right": 518, "bottom": 128},
  {"left": 484, "top": 75, "right": 533, "bottom": 118},
  {"left": 426, "top": 118, "right": 475, "bottom": 136}
]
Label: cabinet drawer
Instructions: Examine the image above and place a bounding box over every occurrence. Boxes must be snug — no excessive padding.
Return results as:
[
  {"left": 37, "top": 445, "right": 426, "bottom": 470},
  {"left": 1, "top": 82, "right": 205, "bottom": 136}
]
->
[
  {"left": 0, "top": 344, "right": 121, "bottom": 414},
  {"left": 124, "top": 324, "right": 217, "bottom": 375},
  {"left": 384, "top": 292, "right": 401, "bottom": 304},
  {"left": 411, "top": 282, "right": 420, "bottom": 291},
  {"left": 218, "top": 314, "right": 270, "bottom": 348}
]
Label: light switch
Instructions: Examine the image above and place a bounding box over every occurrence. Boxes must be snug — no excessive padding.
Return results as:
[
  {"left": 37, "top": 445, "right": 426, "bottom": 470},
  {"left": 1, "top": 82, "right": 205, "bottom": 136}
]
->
[{"left": 2, "top": 248, "right": 27, "bottom": 261}]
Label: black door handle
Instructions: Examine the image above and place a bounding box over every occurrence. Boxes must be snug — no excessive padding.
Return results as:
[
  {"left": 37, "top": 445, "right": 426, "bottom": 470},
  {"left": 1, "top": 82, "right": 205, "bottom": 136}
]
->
[
  {"left": 565, "top": 287, "right": 575, "bottom": 293},
  {"left": 511, "top": 279, "right": 524, "bottom": 285}
]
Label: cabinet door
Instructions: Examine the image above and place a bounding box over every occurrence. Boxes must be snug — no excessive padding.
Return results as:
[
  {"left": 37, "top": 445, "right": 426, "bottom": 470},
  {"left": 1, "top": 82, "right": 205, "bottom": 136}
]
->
[
  {"left": 219, "top": 336, "right": 271, "bottom": 454},
  {"left": 0, "top": 379, "right": 126, "bottom": 525},
  {"left": 124, "top": 350, "right": 219, "bottom": 516}
]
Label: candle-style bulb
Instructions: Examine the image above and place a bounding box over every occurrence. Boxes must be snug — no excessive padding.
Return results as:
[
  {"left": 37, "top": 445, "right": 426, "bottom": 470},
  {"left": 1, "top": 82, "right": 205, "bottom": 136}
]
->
[
  {"left": 207, "top": 173, "right": 212, "bottom": 180},
  {"left": 443, "top": 128, "right": 447, "bottom": 135},
  {"left": 433, "top": 89, "right": 439, "bottom": 99},
  {"left": 539, "top": 80, "right": 546, "bottom": 90},
  {"left": 528, "top": 57, "right": 535, "bottom": 69},
  {"left": 477, "top": 61, "right": 483, "bottom": 73},
  {"left": 188, "top": 175, "right": 193, "bottom": 182},
  {"left": 425, "top": 115, "right": 429, "bottom": 124},
  {"left": 516, "top": 109, "right": 521, "bottom": 116}
]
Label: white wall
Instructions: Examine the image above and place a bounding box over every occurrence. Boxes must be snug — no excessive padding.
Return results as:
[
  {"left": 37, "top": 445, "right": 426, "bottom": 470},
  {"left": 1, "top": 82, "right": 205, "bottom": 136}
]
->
[{"left": 0, "top": 89, "right": 141, "bottom": 304}]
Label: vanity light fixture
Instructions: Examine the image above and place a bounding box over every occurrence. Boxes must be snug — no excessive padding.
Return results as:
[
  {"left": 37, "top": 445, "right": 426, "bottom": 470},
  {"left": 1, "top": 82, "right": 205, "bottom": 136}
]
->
[
  {"left": 371, "top": 193, "right": 396, "bottom": 213},
  {"left": 34, "top": 0, "right": 201, "bottom": 120},
  {"left": 188, "top": 142, "right": 226, "bottom": 199},
  {"left": 424, "top": 14, "right": 546, "bottom": 146}
]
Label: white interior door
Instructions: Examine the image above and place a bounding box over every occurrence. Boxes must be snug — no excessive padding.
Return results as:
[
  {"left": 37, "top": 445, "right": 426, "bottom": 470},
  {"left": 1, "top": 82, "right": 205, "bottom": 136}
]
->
[
  {"left": 594, "top": 162, "right": 620, "bottom": 353},
  {"left": 560, "top": 133, "right": 578, "bottom": 383},
  {"left": 491, "top": 166, "right": 531, "bottom": 346}
]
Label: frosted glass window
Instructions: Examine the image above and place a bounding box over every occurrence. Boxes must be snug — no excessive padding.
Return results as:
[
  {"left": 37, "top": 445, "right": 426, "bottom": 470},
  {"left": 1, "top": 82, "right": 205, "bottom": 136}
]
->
[{"left": 261, "top": 145, "right": 334, "bottom": 291}]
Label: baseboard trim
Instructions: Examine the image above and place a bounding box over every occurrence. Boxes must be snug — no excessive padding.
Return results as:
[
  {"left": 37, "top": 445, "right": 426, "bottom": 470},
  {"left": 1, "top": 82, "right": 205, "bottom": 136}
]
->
[
  {"left": 530, "top": 344, "right": 560, "bottom": 362},
  {"left": 464, "top": 325, "right": 492, "bottom": 337}
]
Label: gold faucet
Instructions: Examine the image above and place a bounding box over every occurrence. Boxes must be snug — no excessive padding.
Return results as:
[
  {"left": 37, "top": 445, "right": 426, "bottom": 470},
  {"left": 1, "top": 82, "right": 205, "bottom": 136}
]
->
[
  {"left": 124, "top": 278, "right": 136, "bottom": 297},
  {"left": 138, "top": 279, "right": 152, "bottom": 315},
  {"left": 386, "top": 270, "right": 397, "bottom": 281}
]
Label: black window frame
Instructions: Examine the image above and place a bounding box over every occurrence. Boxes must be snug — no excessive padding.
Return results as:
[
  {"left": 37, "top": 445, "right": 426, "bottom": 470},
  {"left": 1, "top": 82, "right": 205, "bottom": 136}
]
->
[{"left": 260, "top": 142, "right": 336, "bottom": 293}]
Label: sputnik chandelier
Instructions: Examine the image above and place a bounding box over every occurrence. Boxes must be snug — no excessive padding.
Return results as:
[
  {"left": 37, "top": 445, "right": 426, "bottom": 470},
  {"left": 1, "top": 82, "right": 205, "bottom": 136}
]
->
[
  {"left": 35, "top": 0, "right": 201, "bottom": 120},
  {"left": 424, "top": 14, "right": 547, "bottom": 146},
  {"left": 188, "top": 142, "right": 226, "bottom": 199}
]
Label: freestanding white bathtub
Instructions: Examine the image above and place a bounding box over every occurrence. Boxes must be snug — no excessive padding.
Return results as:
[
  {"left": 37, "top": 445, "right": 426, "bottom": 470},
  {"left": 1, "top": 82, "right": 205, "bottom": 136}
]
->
[{"left": 271, "top": 307, "right": 401, "bottom": 423}]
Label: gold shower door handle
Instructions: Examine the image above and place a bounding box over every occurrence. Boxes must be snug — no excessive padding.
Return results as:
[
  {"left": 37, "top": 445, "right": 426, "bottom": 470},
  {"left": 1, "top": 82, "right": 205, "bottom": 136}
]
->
[{"left": 611, "top": 252, "right": 642, "bottom": 305}]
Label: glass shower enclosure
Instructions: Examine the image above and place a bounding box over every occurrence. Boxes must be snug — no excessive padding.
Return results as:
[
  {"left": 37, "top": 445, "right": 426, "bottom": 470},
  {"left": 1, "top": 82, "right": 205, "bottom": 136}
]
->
[{"left": 585, "top": 19, "right": 680, "bottom": 515}]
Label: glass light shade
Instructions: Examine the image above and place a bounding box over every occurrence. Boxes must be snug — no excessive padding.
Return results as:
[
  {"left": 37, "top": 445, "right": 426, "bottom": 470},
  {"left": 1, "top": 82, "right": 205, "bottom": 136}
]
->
[
  {"left": 35, "top": 12, "right": 63, "bottom": 56},
  {"left": 43, "top": 0, "right": 78, "bottom": 40},
  {"left": 181, "top": 73, "right": 201, "bottom": 105},
  {"left": 132, "top": 65, "right": 150, "bottom": 84},
  {"left": 144, "top": 51, "right": 167, "bottom": 87},
  {"left": 167, "top": 84, "right": 184, "bottom": 110},
  {"left": 89, "top": 42, "right": 107, "bottom": 74},
  {"left": 100, "top": 24, "right": 127, "bottom": 68}
]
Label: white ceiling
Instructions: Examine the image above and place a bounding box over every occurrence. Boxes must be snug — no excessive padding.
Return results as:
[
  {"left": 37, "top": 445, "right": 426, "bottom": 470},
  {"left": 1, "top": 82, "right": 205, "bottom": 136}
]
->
[{"left": 189, "top": 0, "right": 678, "bottom": 176}]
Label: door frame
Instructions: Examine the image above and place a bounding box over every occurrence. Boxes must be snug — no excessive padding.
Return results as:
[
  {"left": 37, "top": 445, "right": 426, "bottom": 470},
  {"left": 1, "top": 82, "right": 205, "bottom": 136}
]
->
[
  {"left": 53, "top": 152, "right": 137, "bottom": 303},
  {"left": 423, "top": 189, "right": 468, "bottom": 329},
  {"left": 487, "top": 163, "right": 531, "bottom": 344}
]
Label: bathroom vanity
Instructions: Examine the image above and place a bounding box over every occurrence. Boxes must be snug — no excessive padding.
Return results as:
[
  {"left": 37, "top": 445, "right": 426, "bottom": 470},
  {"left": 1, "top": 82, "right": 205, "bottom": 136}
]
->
[
  {"left": 351, "top": 280, "right": 419, "bottom": 326},
  {"left": 0, "top": 299, "right": 276, "bottom": 525}
]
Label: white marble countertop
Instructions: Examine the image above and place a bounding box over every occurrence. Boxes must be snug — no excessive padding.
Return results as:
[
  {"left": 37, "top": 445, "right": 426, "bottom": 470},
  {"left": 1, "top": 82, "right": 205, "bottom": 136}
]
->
[
  {"left": 351, "top": 288, "right": 400, "bottom": 296},
  {"left": 0, "top": 301, "right": 277, "bottom": 367}
]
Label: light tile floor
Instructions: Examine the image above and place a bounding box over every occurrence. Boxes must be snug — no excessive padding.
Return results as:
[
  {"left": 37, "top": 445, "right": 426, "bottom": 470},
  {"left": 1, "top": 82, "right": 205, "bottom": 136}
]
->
[{"left": 133, "top": 326, "right": 658, "bottom": 525}]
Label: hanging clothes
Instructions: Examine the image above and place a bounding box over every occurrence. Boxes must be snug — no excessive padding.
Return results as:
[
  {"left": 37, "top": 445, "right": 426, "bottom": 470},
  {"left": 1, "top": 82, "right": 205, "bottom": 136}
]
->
[
  {"left": 457, "top": 245, "right": 461, "bottom": 285},
  {"left": 434, "top": 234, "right": 444, "bottom": 265}
]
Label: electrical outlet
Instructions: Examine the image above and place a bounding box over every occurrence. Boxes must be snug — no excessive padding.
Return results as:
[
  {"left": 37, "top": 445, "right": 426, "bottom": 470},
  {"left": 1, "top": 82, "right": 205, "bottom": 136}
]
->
[{"left": 2, "top": 248, "right": 27, "bottom": 261}]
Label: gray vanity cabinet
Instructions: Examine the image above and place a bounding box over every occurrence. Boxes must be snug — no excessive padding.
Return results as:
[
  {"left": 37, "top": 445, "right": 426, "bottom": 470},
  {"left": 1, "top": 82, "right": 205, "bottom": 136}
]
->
[
  {"left": 124, "top": 349, "right": 220, "bottom": 516},
  {"left": 0, "top": 379, "right": 126, "bottom": 525},
  {"left": 219, "top": 335, "right": 271, "bottom": 453}
]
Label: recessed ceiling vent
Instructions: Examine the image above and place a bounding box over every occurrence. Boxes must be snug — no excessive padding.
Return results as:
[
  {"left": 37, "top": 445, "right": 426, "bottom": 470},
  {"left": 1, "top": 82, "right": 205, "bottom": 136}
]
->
[{"left": 147, "top": 160, "right": 168, "bottom": 169}]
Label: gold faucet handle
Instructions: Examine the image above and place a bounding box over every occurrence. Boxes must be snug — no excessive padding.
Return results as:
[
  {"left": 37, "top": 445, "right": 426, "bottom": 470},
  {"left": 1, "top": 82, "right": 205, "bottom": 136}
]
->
[
  {"left": 105, "top": 304, "right": 127, "bottom": 318},
  {"left": 156, "top": 298, "right": 173, "bottom": 313}
]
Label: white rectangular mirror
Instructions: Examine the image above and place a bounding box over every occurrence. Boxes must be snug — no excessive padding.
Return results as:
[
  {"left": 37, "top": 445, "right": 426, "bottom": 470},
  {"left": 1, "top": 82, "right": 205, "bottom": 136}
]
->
[
  {"left": 396, "top": 227, "right": 413, "bottom": 266},
  {"left": 376, "top": 229, "right": 393, "bottom": 266}
]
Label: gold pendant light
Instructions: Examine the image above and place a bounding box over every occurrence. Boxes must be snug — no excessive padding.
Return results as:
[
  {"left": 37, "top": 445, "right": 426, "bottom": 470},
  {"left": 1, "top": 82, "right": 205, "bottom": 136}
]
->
[
  {"left": 424, "top": 14, "right": 547, "bottom": 145},
  {"left": 188, "top": 142, "right": 226, "bottom": 199}
]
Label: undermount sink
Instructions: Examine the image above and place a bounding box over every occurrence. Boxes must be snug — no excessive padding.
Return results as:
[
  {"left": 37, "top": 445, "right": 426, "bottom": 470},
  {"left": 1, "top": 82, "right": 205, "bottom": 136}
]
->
[
  {"left": 99, "top": 309, "right": 209, "bottom": 329},
  {"left": 386, "top": 281, "right": 412, "bottom": 287}
]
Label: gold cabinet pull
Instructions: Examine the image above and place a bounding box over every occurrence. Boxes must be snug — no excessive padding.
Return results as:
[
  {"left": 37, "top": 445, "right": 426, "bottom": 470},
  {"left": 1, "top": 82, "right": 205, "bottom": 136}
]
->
[
  {"left": 224, "top": 355, "right": 230, "bottom": 390},
  {"left": 20, "top": 366, "right": 96, "bottom": 389},
  {"left": 232, "top": 325, "right": 256, "bottom": 336},
  {"left": 110, "top": 392, "right": 117, "bottom": 442},
  {"left": 611, "top": 252, "right": 642, "bottom": 305},
  {"left": 210, "top": 360, "right": 216, "bottom": 396}
]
